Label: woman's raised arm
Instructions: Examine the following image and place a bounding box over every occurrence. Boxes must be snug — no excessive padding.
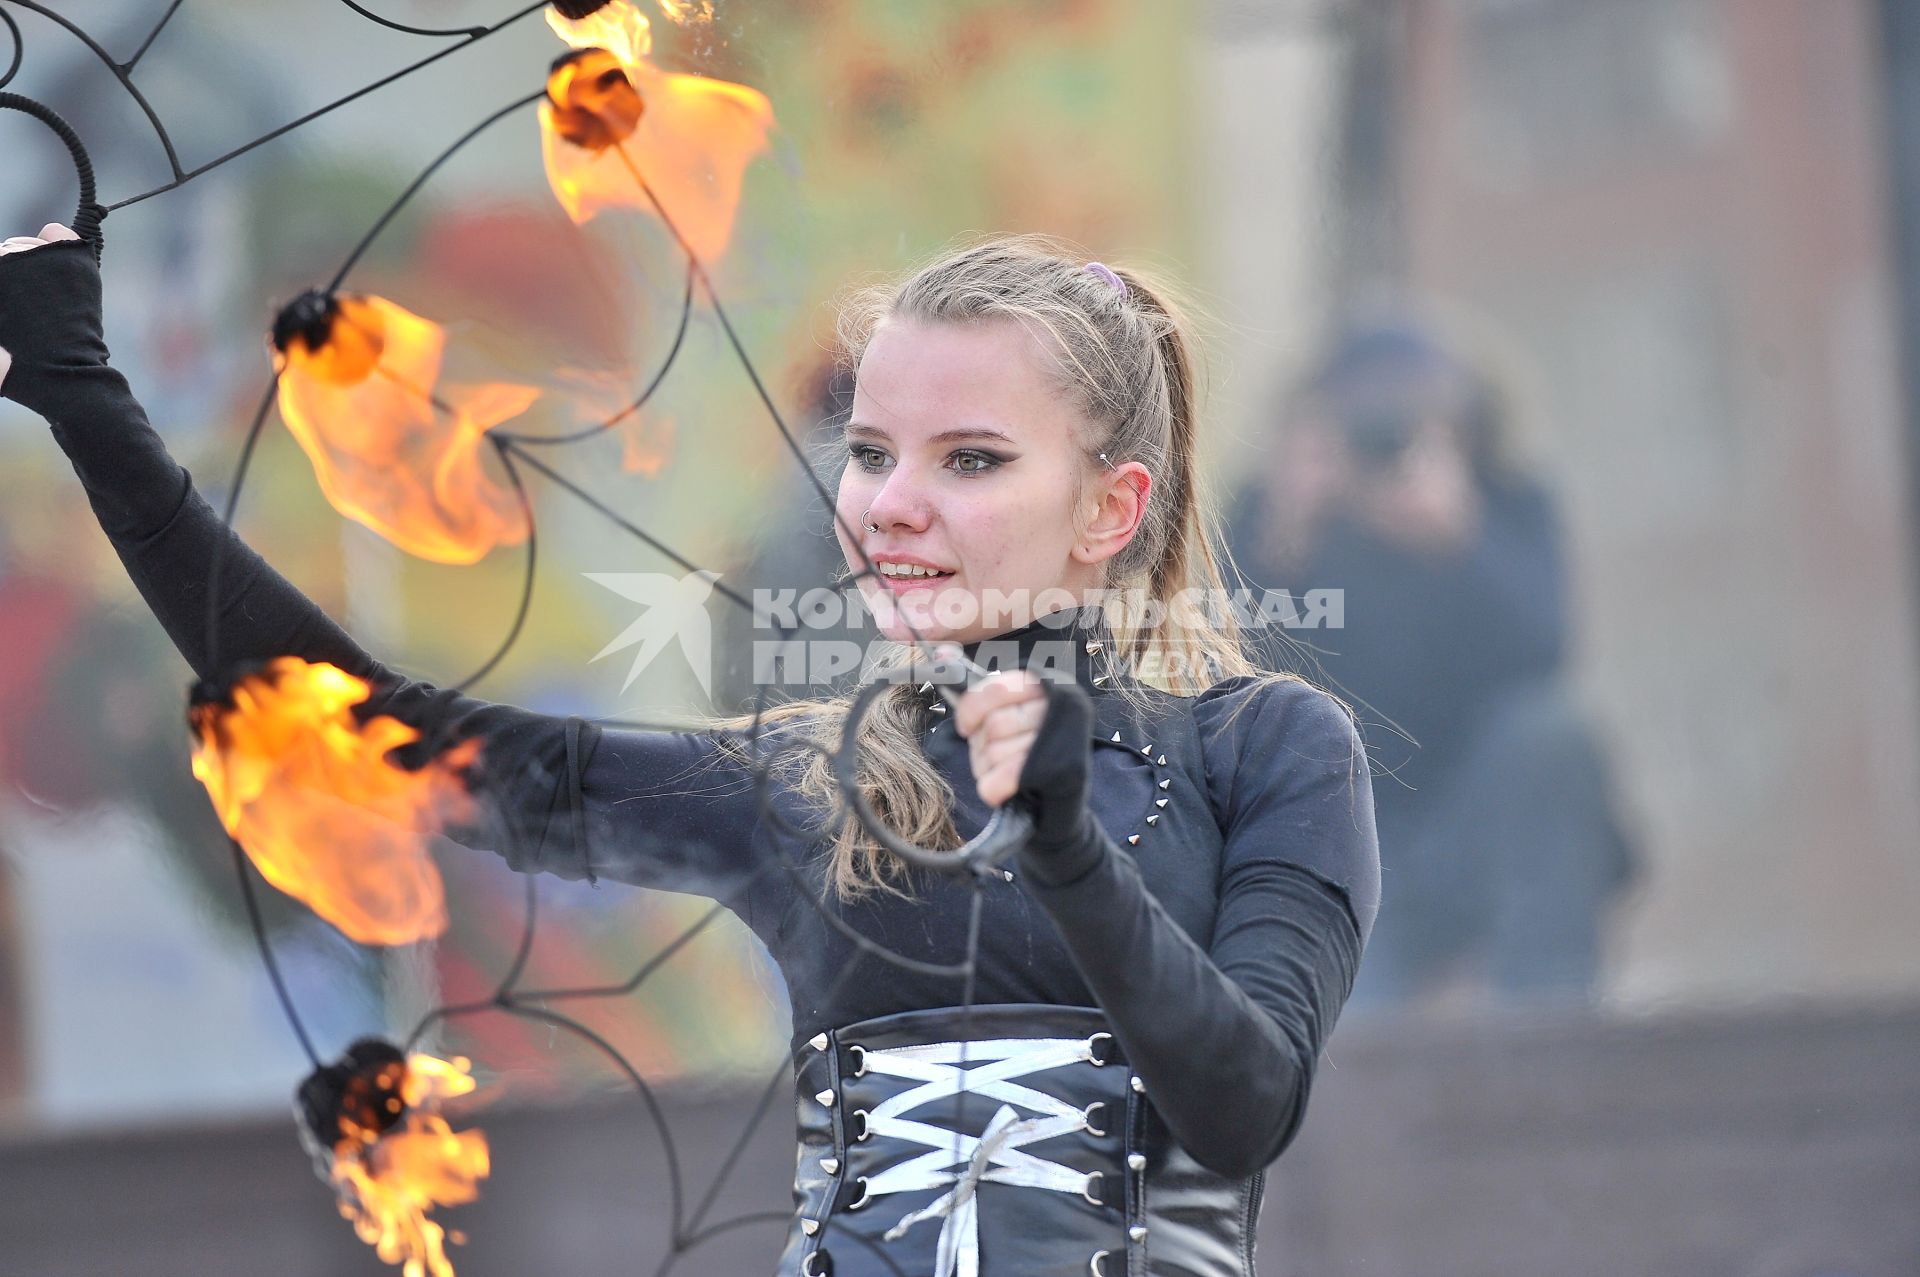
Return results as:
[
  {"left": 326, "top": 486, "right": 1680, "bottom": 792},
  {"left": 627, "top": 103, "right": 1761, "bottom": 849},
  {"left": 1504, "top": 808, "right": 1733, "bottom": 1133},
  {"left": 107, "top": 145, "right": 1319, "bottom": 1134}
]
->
[
  {"left": 982, "top": 672, "right": 1378, "bottom": 1180},
  {"left": 0, "top": 232, "right": 766, "bottom": 897}
]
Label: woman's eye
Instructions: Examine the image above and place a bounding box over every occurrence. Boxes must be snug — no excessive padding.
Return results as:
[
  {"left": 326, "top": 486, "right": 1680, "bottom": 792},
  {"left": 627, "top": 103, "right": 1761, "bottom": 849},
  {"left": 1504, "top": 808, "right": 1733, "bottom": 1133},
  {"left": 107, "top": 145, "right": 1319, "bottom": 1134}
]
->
[
  {"left": 950, "top": 450, "right": 1001, "bottom": 475},
  {"left": 846, "top": 444, "right": 1001, "bottom": 474}
]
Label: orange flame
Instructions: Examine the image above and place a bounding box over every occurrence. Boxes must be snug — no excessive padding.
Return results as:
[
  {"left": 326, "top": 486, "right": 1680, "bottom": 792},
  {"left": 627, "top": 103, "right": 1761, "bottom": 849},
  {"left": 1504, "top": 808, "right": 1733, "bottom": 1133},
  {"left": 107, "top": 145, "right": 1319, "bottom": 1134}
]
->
[
  {"left": 189, "top": 657, "right": 481, "bottom": 946},
  {"left": 330, "top": 1053, "right": 490, "bottom": 1277},
  {"left": 274, "top": 292, "right": 537, "bottom": 565},
  {"left": 541, "top": 1, "right": 773, "bottom": 263}
]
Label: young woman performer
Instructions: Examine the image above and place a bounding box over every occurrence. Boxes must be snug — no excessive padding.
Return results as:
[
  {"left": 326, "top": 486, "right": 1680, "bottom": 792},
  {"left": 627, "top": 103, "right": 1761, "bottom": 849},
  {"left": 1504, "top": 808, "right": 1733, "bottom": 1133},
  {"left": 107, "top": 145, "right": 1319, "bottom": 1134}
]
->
[{"left": 0, "top": 227, "right": 1378, "bottom": 1277}]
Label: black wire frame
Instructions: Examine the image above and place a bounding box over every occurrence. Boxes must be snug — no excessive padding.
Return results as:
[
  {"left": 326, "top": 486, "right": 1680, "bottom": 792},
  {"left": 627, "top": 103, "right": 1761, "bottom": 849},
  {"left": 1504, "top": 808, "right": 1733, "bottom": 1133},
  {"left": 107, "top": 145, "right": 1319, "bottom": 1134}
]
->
[{"left": 0, "top": 4, "right": 1018, "bottom": 1274}]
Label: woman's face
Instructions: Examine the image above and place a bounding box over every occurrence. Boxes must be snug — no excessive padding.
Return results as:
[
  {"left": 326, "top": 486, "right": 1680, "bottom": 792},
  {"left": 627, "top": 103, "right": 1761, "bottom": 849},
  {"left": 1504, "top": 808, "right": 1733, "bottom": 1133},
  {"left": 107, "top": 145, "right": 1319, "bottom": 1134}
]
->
[{"left": 834, "top": 316, "right": 1145, "bottom": 644}]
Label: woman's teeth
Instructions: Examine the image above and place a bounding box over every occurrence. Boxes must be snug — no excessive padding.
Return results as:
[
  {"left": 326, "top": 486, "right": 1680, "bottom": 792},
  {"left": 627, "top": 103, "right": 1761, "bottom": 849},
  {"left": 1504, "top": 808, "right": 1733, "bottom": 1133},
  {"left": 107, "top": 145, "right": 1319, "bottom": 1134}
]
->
[{"left": 878, "top": 563, "right": 952, "bottom": 578}]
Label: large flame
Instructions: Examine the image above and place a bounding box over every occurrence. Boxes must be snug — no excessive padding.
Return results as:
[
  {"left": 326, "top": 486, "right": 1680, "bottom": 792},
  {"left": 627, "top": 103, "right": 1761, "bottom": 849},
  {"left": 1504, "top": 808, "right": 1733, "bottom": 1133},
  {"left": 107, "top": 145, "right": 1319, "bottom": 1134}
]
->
[
  {"left": 274, "top": 292, "right": 537, "bottom": 565},
  {"left": 325, "top": 1050, "right": 490, "bottom": 1277},
  {"left": 189, "top": 657, "right": 481, "bottom": 946},
  {"left": 541, "top": 0, "right": 773, "bottom": 263}
]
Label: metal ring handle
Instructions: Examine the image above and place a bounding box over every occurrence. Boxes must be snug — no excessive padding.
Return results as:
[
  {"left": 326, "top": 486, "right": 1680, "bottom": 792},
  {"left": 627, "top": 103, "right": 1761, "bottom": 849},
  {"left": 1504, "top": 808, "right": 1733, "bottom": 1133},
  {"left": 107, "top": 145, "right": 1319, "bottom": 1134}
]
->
[
  {"left": 834, "top": 676, "right": 1036, "bottom": 877},
  {"left": 1, "top": 8, "right": 22, "bottom": 92},
  {"left": 0, "top": 92, "right": 107, "bottom": 262}
]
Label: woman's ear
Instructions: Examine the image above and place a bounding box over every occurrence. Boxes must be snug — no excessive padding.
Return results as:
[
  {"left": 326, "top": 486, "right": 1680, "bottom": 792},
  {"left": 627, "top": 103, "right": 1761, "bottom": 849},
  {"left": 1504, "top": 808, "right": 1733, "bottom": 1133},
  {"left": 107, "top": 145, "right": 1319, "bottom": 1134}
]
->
[{"left": 1072, "top": 461, "right": 1151, "bottom": 566}]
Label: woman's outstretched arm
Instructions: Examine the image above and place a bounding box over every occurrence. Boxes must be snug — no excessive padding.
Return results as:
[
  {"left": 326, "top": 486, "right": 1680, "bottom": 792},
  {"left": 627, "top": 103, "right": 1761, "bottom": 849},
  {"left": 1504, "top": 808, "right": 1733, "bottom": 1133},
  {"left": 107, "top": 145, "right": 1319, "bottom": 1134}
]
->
[
  {"left": 0, "top": 232, "right": 766, "bottom": 895},
  {"left": 0, "top": 236, "right": 394, "bottom": 686},
  {"left": 982, "top": 673, "right": 1378, "bottom": 1180}
]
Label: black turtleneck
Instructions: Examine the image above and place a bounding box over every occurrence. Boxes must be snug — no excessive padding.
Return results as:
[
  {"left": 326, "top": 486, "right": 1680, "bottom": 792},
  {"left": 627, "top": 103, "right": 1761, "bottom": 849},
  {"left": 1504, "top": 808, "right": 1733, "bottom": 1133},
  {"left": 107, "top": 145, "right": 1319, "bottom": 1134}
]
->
[{"left": 3, "top": 237, "right": 1378, "bottom": 1180}]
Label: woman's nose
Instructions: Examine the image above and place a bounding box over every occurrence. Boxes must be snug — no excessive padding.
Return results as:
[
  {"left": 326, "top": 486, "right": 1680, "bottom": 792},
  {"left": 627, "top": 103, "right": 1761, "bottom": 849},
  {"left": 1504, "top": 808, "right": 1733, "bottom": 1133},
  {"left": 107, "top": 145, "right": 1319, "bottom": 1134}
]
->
[{"left": 863, "top": 475, "right": 933, "bottom": 532}]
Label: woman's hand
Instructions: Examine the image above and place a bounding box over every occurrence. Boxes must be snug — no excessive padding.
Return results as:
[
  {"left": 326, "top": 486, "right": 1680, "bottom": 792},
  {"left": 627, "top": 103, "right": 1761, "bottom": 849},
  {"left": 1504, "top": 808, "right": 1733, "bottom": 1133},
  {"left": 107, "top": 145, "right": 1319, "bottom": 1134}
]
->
[
  {"left": 947, "top": 649, "right": 1098, "bottom": 859},
  {"left": 0, "top": 223, "right": 80, "bottom": 256},
  {"left": 0, "top": 222, "right": 108, "bottom": 415},
  {"left": 950, "top": 662, "right": 1051, "bottom": 808},
  {"left": 0, "top": 224, "right": 82, "bottom": 396}
]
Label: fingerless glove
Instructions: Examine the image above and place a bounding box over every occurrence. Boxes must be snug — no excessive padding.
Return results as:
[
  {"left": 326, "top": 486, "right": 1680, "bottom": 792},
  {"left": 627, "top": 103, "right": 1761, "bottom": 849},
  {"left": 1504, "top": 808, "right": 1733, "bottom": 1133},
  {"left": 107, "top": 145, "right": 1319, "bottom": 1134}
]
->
[{"left": 1011, "top": 677, "right": 1116, "bottom": 887}]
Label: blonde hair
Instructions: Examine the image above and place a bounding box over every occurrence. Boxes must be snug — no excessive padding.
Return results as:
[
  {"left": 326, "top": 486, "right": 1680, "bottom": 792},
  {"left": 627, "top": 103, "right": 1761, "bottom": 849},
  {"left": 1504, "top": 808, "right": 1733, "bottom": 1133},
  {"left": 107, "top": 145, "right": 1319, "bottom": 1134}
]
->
[{"left": 707, "top": 233, "right": 1300, "bottom": 900}]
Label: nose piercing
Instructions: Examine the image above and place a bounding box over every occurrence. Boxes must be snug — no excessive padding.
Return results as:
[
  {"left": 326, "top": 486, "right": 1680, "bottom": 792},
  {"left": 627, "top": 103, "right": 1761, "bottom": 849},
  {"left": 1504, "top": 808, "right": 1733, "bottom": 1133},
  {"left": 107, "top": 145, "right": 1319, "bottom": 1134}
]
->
[{"left": 862, "top": 509, "right": 879, "bottom": 534}]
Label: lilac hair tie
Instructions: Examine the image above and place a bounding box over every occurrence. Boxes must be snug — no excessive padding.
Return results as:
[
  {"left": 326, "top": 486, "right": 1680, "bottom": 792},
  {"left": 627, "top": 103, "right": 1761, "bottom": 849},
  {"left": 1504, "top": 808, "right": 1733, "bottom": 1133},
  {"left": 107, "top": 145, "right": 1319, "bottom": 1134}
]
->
[{"left": 1083, "top": 261, "right": 1126, "bottom": 294}]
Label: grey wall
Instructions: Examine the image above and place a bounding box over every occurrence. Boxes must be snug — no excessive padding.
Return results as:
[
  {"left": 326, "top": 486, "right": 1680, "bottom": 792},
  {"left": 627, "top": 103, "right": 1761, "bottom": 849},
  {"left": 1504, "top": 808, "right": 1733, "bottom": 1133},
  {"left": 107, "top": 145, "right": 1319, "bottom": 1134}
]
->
[{"left": 4, "top": 1002, "right": 1914, "bottom": 1276}]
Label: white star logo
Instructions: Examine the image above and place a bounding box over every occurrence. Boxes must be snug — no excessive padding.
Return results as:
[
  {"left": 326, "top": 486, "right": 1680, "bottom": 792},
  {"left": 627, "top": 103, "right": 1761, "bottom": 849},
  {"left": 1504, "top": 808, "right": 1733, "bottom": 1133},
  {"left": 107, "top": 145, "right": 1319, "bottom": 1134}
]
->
[{"left": 582, "top": 569, "right": 723, "bottom": 697}]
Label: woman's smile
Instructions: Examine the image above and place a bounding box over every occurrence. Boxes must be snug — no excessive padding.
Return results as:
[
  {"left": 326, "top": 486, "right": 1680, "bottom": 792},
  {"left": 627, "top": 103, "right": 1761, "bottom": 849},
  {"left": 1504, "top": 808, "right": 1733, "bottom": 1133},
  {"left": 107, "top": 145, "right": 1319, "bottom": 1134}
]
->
[{"left": 871, "top": 555, "right": 958, "bottom": 593}]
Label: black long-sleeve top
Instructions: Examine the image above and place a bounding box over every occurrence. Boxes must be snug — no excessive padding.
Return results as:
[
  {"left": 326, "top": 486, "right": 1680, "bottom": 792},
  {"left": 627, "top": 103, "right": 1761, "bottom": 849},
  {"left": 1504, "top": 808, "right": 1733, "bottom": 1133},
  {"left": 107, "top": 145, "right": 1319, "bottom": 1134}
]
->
[{"left": 0, "top": 240, "right": 1380, "bottom": 1179}]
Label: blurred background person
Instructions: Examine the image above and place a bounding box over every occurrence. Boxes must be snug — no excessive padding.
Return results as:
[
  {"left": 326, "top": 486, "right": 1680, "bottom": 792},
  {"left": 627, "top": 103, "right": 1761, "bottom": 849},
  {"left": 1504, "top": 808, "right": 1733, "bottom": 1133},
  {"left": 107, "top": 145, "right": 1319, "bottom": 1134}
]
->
[{"left": 1228, "top": 316, "right": 1638, "bottom": 1012}]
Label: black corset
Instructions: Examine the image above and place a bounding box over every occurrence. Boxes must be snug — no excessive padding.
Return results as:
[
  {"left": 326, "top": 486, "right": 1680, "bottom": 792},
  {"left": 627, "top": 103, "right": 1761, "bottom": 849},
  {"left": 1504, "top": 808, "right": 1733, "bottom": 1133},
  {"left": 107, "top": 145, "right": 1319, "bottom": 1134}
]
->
[{"left": 776, "top": 1004, "right": 1264, "bottom": 1277}]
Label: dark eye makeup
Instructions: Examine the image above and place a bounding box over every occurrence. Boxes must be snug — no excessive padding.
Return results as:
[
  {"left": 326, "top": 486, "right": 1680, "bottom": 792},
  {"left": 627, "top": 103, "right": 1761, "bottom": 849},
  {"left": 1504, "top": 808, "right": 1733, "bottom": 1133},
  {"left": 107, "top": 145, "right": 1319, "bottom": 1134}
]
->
[{"left": 847, "top": 444, "right": 1008, "bottom": 476}]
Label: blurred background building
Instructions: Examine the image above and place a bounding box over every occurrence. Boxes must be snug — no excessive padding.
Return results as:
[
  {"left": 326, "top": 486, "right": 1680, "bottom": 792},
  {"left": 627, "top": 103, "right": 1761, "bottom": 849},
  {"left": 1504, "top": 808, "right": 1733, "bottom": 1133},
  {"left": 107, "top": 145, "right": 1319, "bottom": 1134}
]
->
[{"left": 0, "top": 1, "right": 1915, "bottom": 1274}]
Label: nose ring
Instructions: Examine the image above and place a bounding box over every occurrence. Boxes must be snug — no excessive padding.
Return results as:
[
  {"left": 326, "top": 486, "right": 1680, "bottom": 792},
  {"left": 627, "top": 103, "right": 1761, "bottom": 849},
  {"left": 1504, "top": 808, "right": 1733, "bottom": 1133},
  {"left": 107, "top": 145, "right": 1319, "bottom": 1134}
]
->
[{"left": 862, "top": 509, "right": 879, "bottom": 534}]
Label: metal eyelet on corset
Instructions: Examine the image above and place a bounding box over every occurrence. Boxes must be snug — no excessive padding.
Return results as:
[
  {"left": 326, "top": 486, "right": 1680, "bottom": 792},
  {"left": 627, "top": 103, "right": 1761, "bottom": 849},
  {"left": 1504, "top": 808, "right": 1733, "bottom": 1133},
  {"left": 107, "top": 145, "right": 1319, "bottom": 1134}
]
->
[
  {"left": 847, "top": 1176, "right": 872, "bottom": 1211},
  {"left": 847, "top": 1045, "right": 868, "bottom": 1078},
  {"left": 1081, "top": 1170, "right": 1106, "bottom": 1207},
  {"left": 803, "top": 1248, "right": 833, "bottom": 1276},
  {"left": 1084, "top": 1032, "right": 1114, "bottom": 1066},
  {"left": 1082, "top": 1101, "right": 1107, "bottom": 1137},
  {"left": 1089, "top": 1250, "right": 1110, "bottom": 1277},
  {"left": 851, "top": 1108, "right": 870, "bottom": 1142}
]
